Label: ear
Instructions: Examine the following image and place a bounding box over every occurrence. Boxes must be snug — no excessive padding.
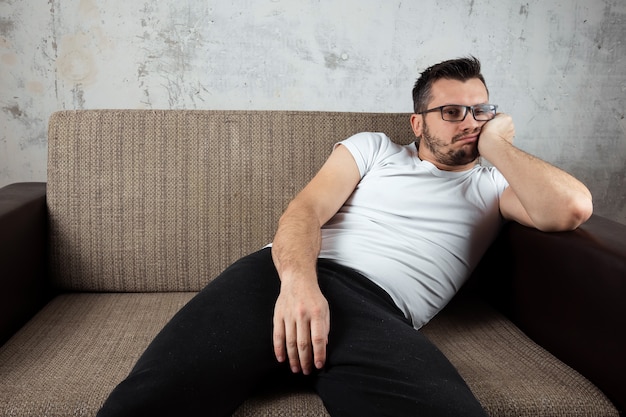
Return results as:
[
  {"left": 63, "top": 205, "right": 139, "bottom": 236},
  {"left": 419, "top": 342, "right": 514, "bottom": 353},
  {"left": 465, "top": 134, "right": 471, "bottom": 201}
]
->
[{"left": 410, "top": 114, "right": 423, "bottom": 138}]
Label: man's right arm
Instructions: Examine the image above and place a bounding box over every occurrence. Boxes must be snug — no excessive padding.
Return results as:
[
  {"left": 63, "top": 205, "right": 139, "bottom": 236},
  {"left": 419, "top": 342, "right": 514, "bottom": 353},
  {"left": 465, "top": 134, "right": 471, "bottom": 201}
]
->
[{"left": 271, "top": 144, "right": 361, "bottom": 375}]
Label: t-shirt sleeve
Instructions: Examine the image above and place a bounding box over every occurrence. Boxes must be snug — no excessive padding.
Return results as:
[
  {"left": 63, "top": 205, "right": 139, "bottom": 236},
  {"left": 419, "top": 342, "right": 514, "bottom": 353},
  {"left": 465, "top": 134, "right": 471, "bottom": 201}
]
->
[
  {"left": 489, "top": 167, "right": 509, "bottom": 197},
  {"left": 335, "top": 132, "right": 394, "bottom": 178}
]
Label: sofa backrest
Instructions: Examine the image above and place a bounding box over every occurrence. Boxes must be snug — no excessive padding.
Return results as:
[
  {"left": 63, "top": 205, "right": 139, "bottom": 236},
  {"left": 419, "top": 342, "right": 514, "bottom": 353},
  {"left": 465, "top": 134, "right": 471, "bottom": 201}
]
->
[{"left": 47, "top": 110, "right": 414, "bottom": 292}]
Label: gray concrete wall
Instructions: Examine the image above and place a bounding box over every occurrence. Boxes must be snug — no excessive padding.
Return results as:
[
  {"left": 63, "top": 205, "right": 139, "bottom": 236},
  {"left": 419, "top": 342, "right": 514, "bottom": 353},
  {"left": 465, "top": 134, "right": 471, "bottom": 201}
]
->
[{"left": 1, "top": 0, "right": 625, "bottom": 224}]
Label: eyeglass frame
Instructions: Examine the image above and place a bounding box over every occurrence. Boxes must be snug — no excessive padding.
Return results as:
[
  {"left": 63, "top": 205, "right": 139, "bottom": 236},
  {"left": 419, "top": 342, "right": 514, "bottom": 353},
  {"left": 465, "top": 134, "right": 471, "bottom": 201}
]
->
[{"left": 417, "top": 104, "right": 498, "bottom": 122}]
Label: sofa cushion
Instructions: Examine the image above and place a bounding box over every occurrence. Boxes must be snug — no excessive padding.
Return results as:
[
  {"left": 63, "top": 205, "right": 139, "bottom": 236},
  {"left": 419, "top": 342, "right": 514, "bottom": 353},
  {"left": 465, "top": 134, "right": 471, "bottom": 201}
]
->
[
  {"left": 233, "top": 391, "right": 329, "bottom": 417},
  {"left": 0, "top": 293, "right": 194, "bottom": 416},
  {"left": 46, "top": 110, "right": 415, "bottom": 292},
  {"left": 421, "top": 294, "right": 618, "bottom": 416},
  {"left": 0, "top": 292, "right": 617, "bottom": 416}
]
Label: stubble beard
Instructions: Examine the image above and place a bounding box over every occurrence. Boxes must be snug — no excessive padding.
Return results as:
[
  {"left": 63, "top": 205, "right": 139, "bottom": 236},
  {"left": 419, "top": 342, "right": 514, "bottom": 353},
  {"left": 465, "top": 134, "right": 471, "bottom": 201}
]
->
[{"left": 420, "top": 122, "right": 480, "bottom": 167}]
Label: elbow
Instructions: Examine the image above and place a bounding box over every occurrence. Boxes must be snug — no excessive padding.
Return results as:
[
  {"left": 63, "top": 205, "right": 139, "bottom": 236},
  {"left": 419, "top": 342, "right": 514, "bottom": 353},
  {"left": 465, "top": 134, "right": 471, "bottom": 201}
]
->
[
  {"left": 567, "top": 191, "right": 594, "bottom": 230},
  {"left": 577, "top": 195, "right": 594, "bottom": 223},
  {"left": 537, "top": 196, "right": 593, "bottom": 232},
  {"left": 560, "top": 200, "right": 593, "bottom": 231}
]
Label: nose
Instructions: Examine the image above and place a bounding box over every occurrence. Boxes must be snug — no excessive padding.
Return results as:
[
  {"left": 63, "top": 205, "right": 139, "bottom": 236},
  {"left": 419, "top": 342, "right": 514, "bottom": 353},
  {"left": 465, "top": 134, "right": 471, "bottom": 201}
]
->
[{"left": 459, "top": 113, "right": 483, "bottom": 132}]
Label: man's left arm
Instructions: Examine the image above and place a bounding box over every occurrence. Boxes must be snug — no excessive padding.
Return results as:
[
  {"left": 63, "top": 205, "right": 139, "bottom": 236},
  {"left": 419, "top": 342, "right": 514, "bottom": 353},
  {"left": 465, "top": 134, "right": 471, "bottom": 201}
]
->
[{"left": 478, "top": 114, "right": 593, "bottom": 232}]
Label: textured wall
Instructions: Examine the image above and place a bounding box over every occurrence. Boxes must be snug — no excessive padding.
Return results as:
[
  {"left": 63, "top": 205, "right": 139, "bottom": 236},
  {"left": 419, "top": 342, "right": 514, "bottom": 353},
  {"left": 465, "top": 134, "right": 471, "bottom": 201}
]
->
[{"left": 1, "top": 0, "right": 625, "bottom": 224}]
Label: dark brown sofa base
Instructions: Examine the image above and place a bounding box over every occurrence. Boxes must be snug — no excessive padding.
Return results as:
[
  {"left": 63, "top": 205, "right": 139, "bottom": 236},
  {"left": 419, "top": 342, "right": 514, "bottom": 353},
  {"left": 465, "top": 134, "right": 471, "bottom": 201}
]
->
[{"left": 0, "top": 182, "right": 50, "bottom": 346}]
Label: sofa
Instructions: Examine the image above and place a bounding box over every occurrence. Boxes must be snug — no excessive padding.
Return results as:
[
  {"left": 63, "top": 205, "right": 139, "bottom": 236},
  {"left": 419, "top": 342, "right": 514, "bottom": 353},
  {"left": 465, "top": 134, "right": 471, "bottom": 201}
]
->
[{"left": 0, "top": 110, "right": 624, "bottom": 417}]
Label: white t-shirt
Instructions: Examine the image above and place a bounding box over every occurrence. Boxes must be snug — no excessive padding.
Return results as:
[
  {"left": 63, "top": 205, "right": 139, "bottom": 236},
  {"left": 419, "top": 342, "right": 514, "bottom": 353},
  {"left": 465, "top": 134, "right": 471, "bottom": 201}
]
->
[{"left": 318, "top": 132, "right": 509, "bottom": 329}]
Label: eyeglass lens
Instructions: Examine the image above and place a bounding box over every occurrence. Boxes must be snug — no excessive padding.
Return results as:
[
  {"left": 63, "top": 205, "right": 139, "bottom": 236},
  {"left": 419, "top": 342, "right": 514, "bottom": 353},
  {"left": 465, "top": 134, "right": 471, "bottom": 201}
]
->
[{"left": 442, "top": 105, "right": 496, "bottom": 121}]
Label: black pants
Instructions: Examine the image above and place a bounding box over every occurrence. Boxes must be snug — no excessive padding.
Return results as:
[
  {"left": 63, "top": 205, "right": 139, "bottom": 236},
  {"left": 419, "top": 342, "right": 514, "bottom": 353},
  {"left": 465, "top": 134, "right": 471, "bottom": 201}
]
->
[{"left": 96, "top": 248, "right": 487, "bottom": 417}]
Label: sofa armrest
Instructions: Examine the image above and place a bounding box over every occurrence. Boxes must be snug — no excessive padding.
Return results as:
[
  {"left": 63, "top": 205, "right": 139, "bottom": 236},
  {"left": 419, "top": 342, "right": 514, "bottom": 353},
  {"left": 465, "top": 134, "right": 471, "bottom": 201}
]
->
[
  {"left": 474, "top": 215, "right": 626, "bottom": 411},
  {"left": 0, "top": 182, "right": 50, "bottom": 346}
]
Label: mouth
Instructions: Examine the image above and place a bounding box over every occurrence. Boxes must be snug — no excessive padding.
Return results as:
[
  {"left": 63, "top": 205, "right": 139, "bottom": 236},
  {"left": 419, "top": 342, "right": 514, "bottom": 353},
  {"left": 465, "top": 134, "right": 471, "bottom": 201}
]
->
[{"left": 454, "top": 135, "right": 478, "bottom": 144}]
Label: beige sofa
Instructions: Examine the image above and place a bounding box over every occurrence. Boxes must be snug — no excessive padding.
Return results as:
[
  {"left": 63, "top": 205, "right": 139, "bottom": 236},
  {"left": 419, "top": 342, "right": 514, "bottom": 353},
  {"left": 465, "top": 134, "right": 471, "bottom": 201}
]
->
[{"left": 1, "top": 110, "right": 624, "bottom": 416}]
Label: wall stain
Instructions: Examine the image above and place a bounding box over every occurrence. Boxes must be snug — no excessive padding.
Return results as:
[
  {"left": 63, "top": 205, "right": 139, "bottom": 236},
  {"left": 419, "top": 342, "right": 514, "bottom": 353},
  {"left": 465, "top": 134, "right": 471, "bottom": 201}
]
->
[
  {"left": 26, "top": 81, "right": 44, "bottom": 94},
  {"left": 0, "top": 18, "right": 15, "bottom": 37},
  {"left": 137, "top": 62, "right": 152, "bottom": 107},
  {"left": 324, "top": 52, "right": 349, "bottom": 69},
  {"left": 1, "top": 52, "right": 17, "bottom": 65},
  {"left": 49, "top": 0, "right": 59, "bottom": 103},
  {"left": 71, "top": 85, "right": 86, "bottom": 109},
  {"left": 2, "top": 103, "right": 46, "bottom": 151},
  {"left": 78, "top": 0, "right": 99, "bottom": 20},
  {"left": 2, "top": 104, "right": 23, "bottom": 118},
  {"left": 519, "top": 3, "right": 529, "bottom": 18},
  {"left": 56, "top": 33, "right": 98, "bottom": 84}
]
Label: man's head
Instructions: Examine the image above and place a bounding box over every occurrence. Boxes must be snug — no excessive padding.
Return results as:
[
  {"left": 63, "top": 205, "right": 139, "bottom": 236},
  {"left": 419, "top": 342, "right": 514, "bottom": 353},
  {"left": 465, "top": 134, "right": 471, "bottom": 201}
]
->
[
  {"left": 410, "top": 57, "right": 495, "bottom": 171},
  {"left": 412, "top": 56, "right": 488, "bottom": 114}
]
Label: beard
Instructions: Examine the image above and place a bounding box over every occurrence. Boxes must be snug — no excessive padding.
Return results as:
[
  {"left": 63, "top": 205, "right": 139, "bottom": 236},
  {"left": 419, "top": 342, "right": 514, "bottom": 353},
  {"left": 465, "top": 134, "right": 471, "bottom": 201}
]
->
[{"left": 420, "top": 121, "right": 480, "bottom": 167}]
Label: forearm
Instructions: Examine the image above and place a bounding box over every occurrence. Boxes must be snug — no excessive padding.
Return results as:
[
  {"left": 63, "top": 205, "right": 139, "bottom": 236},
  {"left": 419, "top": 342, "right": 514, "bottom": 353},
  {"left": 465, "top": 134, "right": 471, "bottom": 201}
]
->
[
  {"left": 271, "top": 199, "right": 331, "bottom": 374},
  {"left": 485, "top": 139, "right": 593, "bottom": 231},
  {"left": 271, "top": 199, "right": 322, "bottom": 284}
]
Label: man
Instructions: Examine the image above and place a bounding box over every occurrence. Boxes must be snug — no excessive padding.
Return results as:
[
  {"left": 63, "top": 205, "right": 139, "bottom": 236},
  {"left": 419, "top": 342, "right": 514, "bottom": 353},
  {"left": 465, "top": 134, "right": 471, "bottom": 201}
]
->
[{"left": 97, "top": 57, "right": 593, "bottom": 417}]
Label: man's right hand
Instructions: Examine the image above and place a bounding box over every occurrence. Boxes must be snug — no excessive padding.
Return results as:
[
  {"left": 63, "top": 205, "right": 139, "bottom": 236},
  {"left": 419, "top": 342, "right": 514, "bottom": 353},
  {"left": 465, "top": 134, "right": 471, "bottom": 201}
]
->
[
  {"left": 272, "top": 278, "right": 330, "bottom": 375},
  {"left": 270, "top": 144, "right": 360, "bottom": 376}
]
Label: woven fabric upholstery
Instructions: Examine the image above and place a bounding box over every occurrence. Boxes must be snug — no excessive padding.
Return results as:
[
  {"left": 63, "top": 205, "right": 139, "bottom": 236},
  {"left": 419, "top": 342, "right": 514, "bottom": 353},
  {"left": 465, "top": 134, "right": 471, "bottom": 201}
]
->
[
  {"left": 421, "top": 295, "right": 619, "bottom": 417},
  {"left": 233, "top": 392, "right": 329, "bottom": 417},
  {"left": 47, "top": 110, "right": 414, "bottom": 292},
  {"left": 0, "top": 293, "right": 194, "bottom": 416},
  {"left": 0, "top": 292, "right": 616, "bottom": 416},
  {"left": 0, "top": 292, "right": 332, "bottom": 417}
]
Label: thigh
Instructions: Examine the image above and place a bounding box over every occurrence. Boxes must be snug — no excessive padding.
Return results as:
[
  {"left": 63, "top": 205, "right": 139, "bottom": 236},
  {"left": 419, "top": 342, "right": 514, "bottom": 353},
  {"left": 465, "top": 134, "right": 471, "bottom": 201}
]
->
[
  {"left": 97, "top": 248, "right": 287, "bottom": 417},
  {"left": 314, "top": 263, "right": 488, "bottom": 417}
]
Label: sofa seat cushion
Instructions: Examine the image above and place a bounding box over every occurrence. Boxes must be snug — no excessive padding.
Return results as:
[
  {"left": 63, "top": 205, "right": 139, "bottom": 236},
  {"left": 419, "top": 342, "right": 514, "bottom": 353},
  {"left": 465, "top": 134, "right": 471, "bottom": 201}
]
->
[
  {"left": 422, "top": 294, "right": 618, "bottom": 416},
  {"left": 0, "top": 292, "right": 331, "bottom": 417},
  {"left": 233, "top": 390, "right": 329, "bottom": 417},
  {"left": 0, "top": 292, "right": 617, "bottom": 417},
  {"left": 0, "top": 293, "right": 195, "bottom": 416}
]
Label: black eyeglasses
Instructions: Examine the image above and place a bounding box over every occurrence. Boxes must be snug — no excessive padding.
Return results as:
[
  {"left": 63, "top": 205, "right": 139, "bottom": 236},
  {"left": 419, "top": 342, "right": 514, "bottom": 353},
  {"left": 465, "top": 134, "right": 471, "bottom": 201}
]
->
[{"left": 417, "top": 104, "right": 498, "bottom": 122}]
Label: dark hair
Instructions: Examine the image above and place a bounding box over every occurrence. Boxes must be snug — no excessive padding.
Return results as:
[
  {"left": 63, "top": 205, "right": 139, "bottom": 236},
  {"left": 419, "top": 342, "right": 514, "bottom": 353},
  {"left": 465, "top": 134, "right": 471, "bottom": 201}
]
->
[{"left": 412, "top": 56, "right": 488, "bottom": 114}]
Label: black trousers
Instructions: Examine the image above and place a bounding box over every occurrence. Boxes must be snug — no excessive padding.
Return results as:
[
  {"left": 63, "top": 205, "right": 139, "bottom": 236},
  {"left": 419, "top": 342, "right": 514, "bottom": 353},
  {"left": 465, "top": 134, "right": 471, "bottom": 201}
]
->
[{"left": 96, "top": 248, "right": 487, "bottom": 417}]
